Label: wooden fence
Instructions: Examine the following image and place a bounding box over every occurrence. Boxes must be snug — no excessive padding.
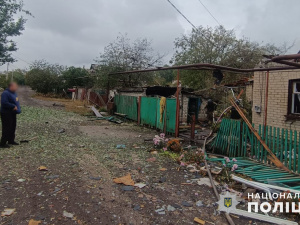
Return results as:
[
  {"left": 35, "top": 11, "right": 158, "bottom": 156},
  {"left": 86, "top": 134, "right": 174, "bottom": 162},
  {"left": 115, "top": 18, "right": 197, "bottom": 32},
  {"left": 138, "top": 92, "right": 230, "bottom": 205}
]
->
[{"left": 213, "top": 118, "right": 300, "bottom": 173}]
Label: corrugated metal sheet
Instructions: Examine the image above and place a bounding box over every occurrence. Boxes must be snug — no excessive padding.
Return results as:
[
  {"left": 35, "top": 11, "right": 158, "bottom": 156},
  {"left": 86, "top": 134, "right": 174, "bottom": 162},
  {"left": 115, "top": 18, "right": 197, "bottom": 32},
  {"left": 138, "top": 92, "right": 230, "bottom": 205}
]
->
[{"left": 114, "top": 95, "right": 138, "bottom": 121}]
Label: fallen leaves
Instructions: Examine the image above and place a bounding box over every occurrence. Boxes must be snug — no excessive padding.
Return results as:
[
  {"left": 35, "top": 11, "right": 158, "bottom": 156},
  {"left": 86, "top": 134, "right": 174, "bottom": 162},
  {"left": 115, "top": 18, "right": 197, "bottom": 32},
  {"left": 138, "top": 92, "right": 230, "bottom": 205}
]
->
[
  {"left": 146, "top": 157, "right": 156, "bottom": 162},
  {"left": 28, "top": 219, "right": 41, "bottom": 225},
  {"left": 1, "top": 208, "right": 15, "bottom": 217},
  {"left": 113, "top": 173, "right": 134, "bottom": 186}
]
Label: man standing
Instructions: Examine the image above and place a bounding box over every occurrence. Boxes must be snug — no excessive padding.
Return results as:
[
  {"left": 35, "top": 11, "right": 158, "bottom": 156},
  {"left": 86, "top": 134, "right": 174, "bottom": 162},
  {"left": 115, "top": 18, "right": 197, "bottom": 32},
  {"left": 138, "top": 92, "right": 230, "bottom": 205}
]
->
[{"left": 0, "top": 82, "right": 21, "bottom": 148}]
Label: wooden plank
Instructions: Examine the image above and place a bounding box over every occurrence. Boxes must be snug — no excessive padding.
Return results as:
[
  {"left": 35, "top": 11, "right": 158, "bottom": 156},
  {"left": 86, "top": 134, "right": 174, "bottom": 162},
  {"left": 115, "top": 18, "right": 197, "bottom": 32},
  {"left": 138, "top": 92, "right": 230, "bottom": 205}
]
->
[{"left": 230, "top": 98, "right": 290, "bottom": 172}]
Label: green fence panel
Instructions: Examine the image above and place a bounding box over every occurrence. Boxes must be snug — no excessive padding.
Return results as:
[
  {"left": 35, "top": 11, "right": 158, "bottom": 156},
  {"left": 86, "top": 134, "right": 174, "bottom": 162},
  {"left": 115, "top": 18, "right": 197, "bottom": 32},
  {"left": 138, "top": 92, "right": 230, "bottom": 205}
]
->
[
  {"left": 114, "top": 95, "right": 138, "bottom": 121},
  {"left": 213, "top": 119, "right": 300, "bottom": 173},
  {"left": 165, "top": 98, "right": 176, "bottom": 133},
  {"left": 140, "top": 97, "right": 158, "bottom": 127}
]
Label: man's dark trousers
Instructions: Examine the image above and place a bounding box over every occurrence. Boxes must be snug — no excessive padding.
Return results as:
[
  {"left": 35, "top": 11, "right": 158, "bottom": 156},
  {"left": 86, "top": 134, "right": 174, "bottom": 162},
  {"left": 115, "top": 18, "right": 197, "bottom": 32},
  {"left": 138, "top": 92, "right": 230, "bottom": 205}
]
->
[{"left": 1, "top": 112, "right": 16, "bottom": 145}]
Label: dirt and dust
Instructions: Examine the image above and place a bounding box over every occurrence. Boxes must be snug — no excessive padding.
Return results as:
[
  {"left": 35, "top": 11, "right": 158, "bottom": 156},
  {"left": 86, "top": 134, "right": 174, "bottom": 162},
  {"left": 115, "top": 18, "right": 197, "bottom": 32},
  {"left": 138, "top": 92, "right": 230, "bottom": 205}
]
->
[{"left": 0, "top": 87, "right": 269, "bottom": 225}]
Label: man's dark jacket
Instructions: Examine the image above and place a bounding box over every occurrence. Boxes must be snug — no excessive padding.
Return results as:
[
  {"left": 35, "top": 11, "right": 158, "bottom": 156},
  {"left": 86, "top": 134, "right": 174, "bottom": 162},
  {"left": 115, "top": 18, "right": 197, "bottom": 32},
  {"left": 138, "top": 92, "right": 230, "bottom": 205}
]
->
[{"left": 0, "top": 89, "right": 21, "bottom": 114}]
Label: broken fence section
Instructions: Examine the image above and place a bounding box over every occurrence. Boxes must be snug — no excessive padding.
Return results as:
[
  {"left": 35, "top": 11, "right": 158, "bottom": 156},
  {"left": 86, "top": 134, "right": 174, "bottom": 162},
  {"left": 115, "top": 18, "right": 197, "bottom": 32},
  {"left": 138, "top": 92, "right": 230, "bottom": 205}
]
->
[{"left": 213, "top": 118, "right": 300, "bottom": 173}]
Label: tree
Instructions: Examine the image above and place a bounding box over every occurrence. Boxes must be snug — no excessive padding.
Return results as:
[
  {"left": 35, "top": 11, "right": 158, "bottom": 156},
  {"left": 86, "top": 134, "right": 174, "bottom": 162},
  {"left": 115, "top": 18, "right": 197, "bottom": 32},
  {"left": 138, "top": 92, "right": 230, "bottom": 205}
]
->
[
  {"left": 7, "top": 69, "right": 26, "bottom": 85},
  {"left": 26, "top": 60, "right": 66, "bottom": 94},
  {"left": 0, "top": 0, "right": 31, "bottom": 64},
  {"left": 94, "top": 34, "right": 164, "bottom": 88},
  {"left": 62, "top": 67, "right": 93, "bottom": 88},
  {"left": 173, "top": 26, "right": 285, "bottom": 89}
]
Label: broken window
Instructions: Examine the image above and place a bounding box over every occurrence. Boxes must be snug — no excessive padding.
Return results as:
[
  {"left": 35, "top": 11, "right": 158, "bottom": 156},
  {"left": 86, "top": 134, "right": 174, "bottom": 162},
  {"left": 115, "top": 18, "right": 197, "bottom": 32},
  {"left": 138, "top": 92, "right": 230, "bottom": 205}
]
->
[{"left": 288, "top": 79, "right": 300, "bottom": 115}]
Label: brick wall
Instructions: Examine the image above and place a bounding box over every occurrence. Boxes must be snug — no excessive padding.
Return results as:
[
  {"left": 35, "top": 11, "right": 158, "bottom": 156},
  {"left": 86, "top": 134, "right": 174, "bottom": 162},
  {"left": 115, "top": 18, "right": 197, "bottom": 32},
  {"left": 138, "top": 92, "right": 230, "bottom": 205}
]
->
[{"left": 252, "top": 69, "right": 300, "bottom": 131}]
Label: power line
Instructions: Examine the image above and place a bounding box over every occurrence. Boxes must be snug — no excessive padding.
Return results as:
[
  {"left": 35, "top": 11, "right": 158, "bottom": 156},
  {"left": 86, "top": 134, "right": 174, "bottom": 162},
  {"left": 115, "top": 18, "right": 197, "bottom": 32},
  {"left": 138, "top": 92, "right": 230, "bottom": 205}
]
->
[
  {"left": 166, "top": 0, "right": 198, "bottom": 30},
  {"left": 12, "top": 54, "right": 32, "bottom": 65},
  {"left": 197, "top": 0, "right": 221, "bottom": 26}
]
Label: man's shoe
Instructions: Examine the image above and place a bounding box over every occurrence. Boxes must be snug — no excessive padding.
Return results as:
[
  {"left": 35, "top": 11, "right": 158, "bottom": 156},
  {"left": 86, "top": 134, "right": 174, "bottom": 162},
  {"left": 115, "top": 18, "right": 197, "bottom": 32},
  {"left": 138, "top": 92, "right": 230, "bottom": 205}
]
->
[
  {"left": 8, "top": 142, "right": 19, "bottom": 145},
  {"left": 0, "top": 144, "right": 10, "bottom": 148}
]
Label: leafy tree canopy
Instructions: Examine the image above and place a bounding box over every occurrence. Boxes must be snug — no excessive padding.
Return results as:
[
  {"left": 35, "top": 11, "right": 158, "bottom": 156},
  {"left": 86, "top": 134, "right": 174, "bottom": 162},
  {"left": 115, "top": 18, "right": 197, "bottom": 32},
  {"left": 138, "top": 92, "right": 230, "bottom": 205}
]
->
[
  {"left": 62, "top": 66, "right": 93, "bottom": 88},
  {"left": 0, "top": 0, "right": 31, "bottom": 64},
  {"left": 94, "top": 34, "right": 164, "bottom": 89},
  {"left": 26, "top": 60, "right": 66, "bottom": 94},
  {"left": 173, "top": 26, "right": 288, "bottom": 89}
]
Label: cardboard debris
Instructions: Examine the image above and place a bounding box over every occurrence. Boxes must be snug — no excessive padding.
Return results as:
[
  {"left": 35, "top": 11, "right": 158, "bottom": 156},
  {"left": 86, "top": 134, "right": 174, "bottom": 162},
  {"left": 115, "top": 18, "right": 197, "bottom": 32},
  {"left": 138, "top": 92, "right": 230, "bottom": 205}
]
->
[
  {"left": 194, "top": 217, "right": 205, "bottom": 224},
  {"left": 113, "top": 173, "right": 135, "bottom": 186},
  {"left": 38, "top": 166, "right": 48, "bottom": 171},
  {"left": 1, "top": 208, "right": 15, "bottom": 217},
  {"left": 28, "top": 219, "right": 41, "bottom": 225},
  {"left": 160, "top": 168, "right": 167, "bottom": 171}
]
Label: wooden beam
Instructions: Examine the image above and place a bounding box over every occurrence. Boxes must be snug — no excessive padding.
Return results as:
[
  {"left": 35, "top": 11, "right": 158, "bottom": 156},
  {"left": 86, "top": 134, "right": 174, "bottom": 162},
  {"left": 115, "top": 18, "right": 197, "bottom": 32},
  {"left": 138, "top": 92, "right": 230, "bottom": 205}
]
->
[{"left": 230, "top": 98, "right": 290, "bottom": 172}]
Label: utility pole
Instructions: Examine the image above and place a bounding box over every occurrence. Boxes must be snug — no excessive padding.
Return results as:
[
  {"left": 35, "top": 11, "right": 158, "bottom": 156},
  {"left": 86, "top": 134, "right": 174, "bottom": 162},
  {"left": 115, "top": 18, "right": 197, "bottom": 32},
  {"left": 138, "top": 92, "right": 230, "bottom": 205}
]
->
[{"left": 6, "top": 63, "right": 9, "bottom": 80}]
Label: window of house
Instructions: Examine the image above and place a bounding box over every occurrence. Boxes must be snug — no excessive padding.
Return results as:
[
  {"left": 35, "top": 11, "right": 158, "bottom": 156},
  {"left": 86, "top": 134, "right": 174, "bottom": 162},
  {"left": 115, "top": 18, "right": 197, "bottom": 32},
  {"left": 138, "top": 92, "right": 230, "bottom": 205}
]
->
[{"left": 288, "top": 79, "right": 300, "bottom": 115}]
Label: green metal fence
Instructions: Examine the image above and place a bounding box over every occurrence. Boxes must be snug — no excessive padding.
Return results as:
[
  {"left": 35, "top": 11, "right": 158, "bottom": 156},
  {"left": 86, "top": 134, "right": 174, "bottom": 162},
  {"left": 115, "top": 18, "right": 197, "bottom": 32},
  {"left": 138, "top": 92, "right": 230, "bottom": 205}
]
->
[
  {"left": 140, "top": 97, "right": 176, "bottom": 133},
  {"left": 213, "top": 118, "right": 300, "bottom": 173},
  {"left": 114, "top": 95, "right": 138, "bottom": 121},
  {"left": 114, "top": 95, "right": 177, "bottom": 133}
]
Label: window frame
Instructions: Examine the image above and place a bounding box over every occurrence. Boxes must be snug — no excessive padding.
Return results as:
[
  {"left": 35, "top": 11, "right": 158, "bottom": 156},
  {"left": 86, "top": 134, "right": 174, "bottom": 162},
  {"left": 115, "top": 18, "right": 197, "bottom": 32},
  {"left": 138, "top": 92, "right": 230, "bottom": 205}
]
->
[{"left": 287, "top": 79, "right": 300, "bottom": 117}]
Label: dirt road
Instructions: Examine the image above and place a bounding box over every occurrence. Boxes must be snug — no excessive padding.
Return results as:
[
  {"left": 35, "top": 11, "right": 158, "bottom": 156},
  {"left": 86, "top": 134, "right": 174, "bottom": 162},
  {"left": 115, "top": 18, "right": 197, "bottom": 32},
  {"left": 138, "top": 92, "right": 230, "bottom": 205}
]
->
[{"left": 0, "top": 87, "right": 251, "bottom": 225}]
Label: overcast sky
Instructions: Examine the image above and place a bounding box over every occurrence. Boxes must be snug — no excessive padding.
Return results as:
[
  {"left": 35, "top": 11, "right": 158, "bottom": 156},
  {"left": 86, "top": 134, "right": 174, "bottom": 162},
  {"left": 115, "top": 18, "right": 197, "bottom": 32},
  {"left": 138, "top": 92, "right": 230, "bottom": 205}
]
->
[{"left": 2, "top": 0, "right": 300, "bottom": 71}]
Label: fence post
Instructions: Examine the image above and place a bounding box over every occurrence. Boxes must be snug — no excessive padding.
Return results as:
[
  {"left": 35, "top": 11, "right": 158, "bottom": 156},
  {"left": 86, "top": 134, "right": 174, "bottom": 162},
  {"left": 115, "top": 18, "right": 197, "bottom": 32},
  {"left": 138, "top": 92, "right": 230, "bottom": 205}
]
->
[
  {"left": 138, "top": 96, "right": 141, "bottom": 125},
  {"left": 190, "top": 114, "right": 195, "bottom": 141}
]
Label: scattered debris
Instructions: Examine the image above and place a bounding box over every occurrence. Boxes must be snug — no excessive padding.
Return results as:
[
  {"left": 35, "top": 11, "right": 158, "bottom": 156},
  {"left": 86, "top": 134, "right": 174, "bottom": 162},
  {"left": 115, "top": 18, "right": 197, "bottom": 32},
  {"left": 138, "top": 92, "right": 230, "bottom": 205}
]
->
[
  {"left": 121, "top": 186, "right": 135, "bottom": 191},
  {"left": 196, "top": 200, "right": 203, "bottom": 207},
  {"left": 159, "top": 177, "right": 166, "bottom": 183},
  {"left": 52, "top": 103, "right": 64, "bottom": 107},
  {"left": 197, "top": 178, "right": 218, "bottom": 187},
  {"left": 1, "top": 208, "right": 15, "bottom": 217},
  {"left": 116, "top": 144, "right": 126, "bottom": 149},
  {"left": 38, "top": 166, "right": 48, "bottom": 171},
  {"left": 63, "top": 211, "right": 74, "bottom": 219},
  {"left": 194, "top": 217, "right": 206, "bottom": 225},
  {"left": 133, "top": 205, "right": 141, "bottom": 211},
  {"left": 57, "top": 128, "right": 65, "bottom": 133},
  {"left": 20, "top": 136, "right": 38, "bottom": 143},
  {"left": 28, "top": 219, "right": 41, "bottom": 225},
  {"left": 45, "top": 175, "right": 59, "bottom": 179},
  {"left": 91, "top": 106, "right": 103, "bottom": 118},
  {"left": 159, "top": 168, "right": 167, "bottom": 171},
  {"left": 167, "top": 205, "right": 176, "bottom": 212},
  {"left": 89, "top": 176, "right": 102, "bottom": 181},
  {"left": 146, "top": 157, "right": 156, "bottom": 162},
  {"left": 113, "top": 173, "right": 135, "bottom": 186},
  {"left": 155, "top": 206, "right": 166, "bottom": 215},
  {"left": 134, "top": 183, "right": 147, "bottom": 189},
  {"left": 17, "top": 178, "right": 26, "bottom": 182},
  {"left": 181, "top": 201, "right": 193, "bottom": 207}
]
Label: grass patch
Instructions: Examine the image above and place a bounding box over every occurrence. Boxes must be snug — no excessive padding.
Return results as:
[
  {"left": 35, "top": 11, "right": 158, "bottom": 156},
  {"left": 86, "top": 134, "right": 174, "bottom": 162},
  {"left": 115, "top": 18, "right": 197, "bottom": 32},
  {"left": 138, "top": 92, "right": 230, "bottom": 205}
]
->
[{"left": 34, "top": 95, "right": 92, "bottom": 115}]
